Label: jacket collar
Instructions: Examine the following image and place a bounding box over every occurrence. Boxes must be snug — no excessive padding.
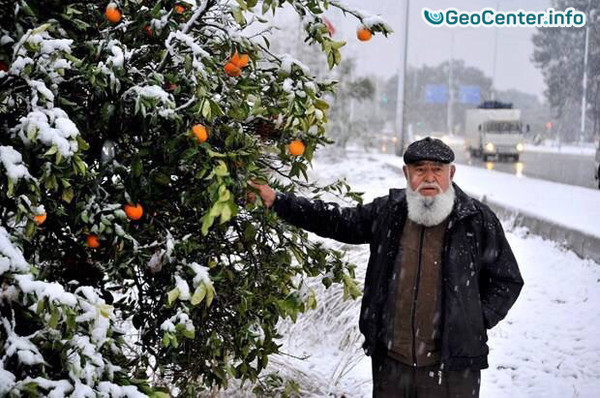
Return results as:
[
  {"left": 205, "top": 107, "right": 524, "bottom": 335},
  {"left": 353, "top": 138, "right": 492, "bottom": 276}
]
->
[{"left": 389, "top": 182, "right": 478, "bottom": 223}]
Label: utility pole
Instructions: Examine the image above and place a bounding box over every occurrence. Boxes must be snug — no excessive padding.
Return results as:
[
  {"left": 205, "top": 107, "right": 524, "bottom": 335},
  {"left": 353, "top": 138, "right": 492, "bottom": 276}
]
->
[
  {"left": 395, "top": 0, "right": 410, "bottom": 156},
  {"left": 491, "top": 1, "right": 500, "bottom": 100},
  {"left": 447, "top": 32, "right": 455, "bottom": 135},
  {"left": 580, "top": 1, "right": 591, "bottom": 143}
]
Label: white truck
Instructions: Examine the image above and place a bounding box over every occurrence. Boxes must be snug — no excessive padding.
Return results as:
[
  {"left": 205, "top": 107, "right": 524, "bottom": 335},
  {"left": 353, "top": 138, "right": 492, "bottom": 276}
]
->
[{"left": 465, "top": 101, "right": 527, "bottom": 162}]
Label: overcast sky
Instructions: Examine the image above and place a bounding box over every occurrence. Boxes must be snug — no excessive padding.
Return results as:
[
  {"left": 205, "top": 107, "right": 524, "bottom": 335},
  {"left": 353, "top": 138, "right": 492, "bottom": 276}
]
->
[{"left": 328, "top": 0, "right": 556, "bottom": 100}]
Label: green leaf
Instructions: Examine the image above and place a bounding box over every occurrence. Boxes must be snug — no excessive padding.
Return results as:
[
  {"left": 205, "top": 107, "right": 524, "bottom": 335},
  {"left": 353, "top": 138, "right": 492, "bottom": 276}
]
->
[
  {"left": 205, "top": 284, "right": 215, "bottom": 307},
  {"left": 25, "top": 220, "right": 36, "bottom": 238},
  {"left": 201, "top": 212, "right": 216, "bottom": 236},
  {"left": 48, "top": 305, "right": 60, "bottom": 329},
  {"left": 201, "top": 99, "right": 212, "bottom": 120},
  {"left": 132, "top": 156, "right": 143, "bottom": 177},
  {"left": 232, "top": 7, "right": 246, "bottom": 25},
  {"left": 44, "top": 145, "right": 58, "bottom": 156},
  {"left": 148, "top": 391, "right": 170, "bottom": 398},
  {"left": 218, "top": 185, "right": 231, "bottom": 202},
  {"left": 167, "top": 288, "right": 180, "bottom": 306},
  {"left": 62, "top": 187, "right": 74, "bottom": 203},
  {"left": 182, "top": 327, "right": 195, "bottom": 339},
  {"left": 219, "top": 203, "right": 232, "bottom": 224},
  {"left": 191, "top": 283, "right": 206, "bottom": 306},
  {"left": 214, "top": 161, "right": 229, "bottom": 177},
  {"left": 150, "top": 393, "right": 171, "bottom": 398},
  {"left": 314, "top": 99, "right": 330, "bottom": 110}
]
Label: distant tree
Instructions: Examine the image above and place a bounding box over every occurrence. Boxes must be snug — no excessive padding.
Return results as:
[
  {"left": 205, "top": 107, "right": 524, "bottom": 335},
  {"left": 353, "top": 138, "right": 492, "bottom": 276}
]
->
[
  {"left": 327, "top": 58, "right": 375, "bottom": 149},
  {"left": 533, "top": 0, "right": 600, "bottom": 142},
  {"left": 495, "top": 88, "right": 553, "bottom": 138},
  {"left": 383, "top": 61, "right": 493, "bottom": 136}
]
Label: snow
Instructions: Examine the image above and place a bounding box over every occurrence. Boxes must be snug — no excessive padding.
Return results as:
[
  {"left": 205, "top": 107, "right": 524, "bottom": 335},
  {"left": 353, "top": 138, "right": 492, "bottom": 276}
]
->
[
  {"left": 188, "top": 261, "right": 212, "bottom": 288},
  {"left": 0, "top": 362, "right": 16, "bottom": 395},
  {"left": 282, "top": 78, "right": 294, "bottom": 93},
  {"left": 9, "top": 56, "right": 33, "bottom": 75},
  {"left": 132, "top": 85, "right": 172, "bottom": 102},
  {"left": 280, "top": 53, "right": 311, "bottom": 75},
  {"left": 106, "top": 41, "right": 125, "bottom": 69},
  {"left": 24, "top": 378, "right": 73, "bottom": 397},
  {"left": 0, "top": 146, "right": 31, "bottom": 181},
  {"left": 160, "top": 319, "right": 176, "bottom": 332},
  {"left": 15, "top": 274, "right": 77, "bottom": 306},
  {"left": 225, "top": 148, "right": 600, "bottom": 397},
  {"left": 2, "top": 319, "right": 45, "bottom": 366},
  {"left": 174, "top": 275, "right": 191, "bottom": 300},
  {"left": 11, "top": 108, "right": 80, "bottom": 157},
  {"left": 524, "top": 142, "right": 596, "bottom": 156},
  {"left": 97, "top": 382, "right": 148, "bottom": 398}
]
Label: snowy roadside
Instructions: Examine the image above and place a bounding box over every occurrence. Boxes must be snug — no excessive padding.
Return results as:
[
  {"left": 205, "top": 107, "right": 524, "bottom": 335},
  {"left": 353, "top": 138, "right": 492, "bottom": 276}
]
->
[
  {"left": 523, "top": 143, "right": 596, "bottom": 157},
  {"left": 381, "top": 151, "right": 600, "bottom": 240},
  {"left": 441, "top": 135, "right": 596, "bottom": 157},
  {"left": 225, "top": 149, "right": 600, "bottom": 397}
]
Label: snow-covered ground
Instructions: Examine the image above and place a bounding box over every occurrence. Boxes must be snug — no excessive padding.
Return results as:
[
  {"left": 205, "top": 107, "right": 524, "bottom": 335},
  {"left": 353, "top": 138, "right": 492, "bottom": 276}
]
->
[{"left": 228, "top": 149, "right": 600, "bottom": 397}]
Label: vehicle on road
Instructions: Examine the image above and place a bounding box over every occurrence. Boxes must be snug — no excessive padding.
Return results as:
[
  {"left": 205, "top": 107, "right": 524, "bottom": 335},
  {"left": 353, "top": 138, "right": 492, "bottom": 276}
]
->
[{"left": 465, "top": 101, "right": 528, "bottom": 162}]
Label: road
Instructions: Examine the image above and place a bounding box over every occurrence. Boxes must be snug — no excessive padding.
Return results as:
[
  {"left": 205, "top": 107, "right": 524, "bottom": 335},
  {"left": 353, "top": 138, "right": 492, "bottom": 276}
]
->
[{"left": 449, "top": 143, "right": 598, "bottom": 190}]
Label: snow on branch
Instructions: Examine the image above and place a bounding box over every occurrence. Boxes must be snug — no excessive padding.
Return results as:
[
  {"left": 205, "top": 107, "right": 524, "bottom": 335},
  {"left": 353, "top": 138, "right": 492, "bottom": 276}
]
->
[
  {"left": 10, "top": 107, "right": 80, "bottom": 157},
  {"left": 0, "top": 146, "right": 31, "bottom": 182}
]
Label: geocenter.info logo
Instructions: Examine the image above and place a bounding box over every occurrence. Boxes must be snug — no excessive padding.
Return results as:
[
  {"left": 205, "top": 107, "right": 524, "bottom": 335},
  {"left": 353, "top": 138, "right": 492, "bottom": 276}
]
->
[{"left": 422, "top": 7, "right": 586, "bottom": 27}]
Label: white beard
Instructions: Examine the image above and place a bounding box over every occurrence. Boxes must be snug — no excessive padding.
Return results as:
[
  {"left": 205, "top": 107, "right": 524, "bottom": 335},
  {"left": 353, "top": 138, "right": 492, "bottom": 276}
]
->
[{"left": 406, "top": 182, "right": 456, "bottom": 227}]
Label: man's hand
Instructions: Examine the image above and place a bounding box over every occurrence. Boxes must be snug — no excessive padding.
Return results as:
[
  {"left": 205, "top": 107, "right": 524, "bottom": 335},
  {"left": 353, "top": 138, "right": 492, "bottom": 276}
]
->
[{"left": 247, "top": 181, "right": 276, "bottom": 208}]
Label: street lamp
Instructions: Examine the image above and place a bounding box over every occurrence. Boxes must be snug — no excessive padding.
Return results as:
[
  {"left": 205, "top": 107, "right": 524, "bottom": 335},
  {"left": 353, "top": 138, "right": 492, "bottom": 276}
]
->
[{"left": 395, "top": 0, "right": 410, "bottom": 156}]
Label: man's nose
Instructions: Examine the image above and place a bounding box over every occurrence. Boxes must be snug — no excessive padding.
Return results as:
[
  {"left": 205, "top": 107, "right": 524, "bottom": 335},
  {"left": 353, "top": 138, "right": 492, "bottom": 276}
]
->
[{"left": 424, "top": 169, "right": 436, "bottom": 182}]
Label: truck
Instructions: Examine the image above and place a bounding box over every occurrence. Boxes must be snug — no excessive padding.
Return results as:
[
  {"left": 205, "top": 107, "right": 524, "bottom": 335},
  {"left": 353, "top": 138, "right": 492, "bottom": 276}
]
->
[{"left": 465, "top": 101, "right": 528, "bottom": 162}]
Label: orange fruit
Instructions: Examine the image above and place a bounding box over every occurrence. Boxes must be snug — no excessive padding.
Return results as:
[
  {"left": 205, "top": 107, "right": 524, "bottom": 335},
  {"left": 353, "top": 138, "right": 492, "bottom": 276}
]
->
[
  {"left": 288, "top": 140, "right": 306, "bottom": 156},
  {"left": 143, "top": 25, "right": 153, "bottom": 37},
  {"left": 124, "top": 203, "right": 144, "bottom": 221},
  {"left": 34, "top": 212, "right": 47, "bottom": 225},
  {"left": 231, "top": 52, "right": 249, "bottom": 68},
  {"left": 357, "top": 28, "right": 372, "bottom": 42},
  {"left": 165, "top": 83, "right": 177, "bottom": 91},
  {"left": 105, "top": 4, "right": 122, "bottom": 24},
  {"left": 224, "top": 62, "right": 241, "bottom": 77},
  {"left": 174, "top": 4, "right": 186, "bottom": 14},
  {"left": 192, "top": 124, "right": 209, "bottom": 142},
  {"left": 86, "top": 234, "right": 100, "bottom": 248}
]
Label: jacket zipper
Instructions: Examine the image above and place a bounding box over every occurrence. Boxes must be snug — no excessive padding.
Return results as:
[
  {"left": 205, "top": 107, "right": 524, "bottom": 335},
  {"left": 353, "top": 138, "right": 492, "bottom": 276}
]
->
[{"left": 410, "top": 225, "right": 425, "bottom": 367}]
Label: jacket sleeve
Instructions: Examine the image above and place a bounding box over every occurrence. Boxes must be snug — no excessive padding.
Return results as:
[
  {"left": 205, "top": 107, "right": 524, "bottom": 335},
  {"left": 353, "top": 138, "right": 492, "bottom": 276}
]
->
[
  {"left": 272, "top": 192, "right": 381, "bottom": 244},
  {"left": 479, "top": 210, "right": 524, "bottom": 329}
]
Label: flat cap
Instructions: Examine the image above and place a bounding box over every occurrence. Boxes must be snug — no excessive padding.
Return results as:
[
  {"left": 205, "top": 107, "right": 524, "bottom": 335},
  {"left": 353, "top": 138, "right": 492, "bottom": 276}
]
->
[{"left": 403, "top": 136, "right": 455, "bottom": 164}]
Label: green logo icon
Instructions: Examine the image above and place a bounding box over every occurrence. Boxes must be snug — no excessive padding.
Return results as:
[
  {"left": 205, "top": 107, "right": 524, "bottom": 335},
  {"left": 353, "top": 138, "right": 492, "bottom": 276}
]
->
[{"left": 423, "top": 8, "right": 444, "bottom": 25}]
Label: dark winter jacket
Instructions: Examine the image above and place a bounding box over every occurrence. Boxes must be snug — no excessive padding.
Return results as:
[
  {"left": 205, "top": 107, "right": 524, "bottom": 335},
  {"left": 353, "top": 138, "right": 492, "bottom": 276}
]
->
[{"left": 273, "top": 183, "right": 524, "bottom": 371}]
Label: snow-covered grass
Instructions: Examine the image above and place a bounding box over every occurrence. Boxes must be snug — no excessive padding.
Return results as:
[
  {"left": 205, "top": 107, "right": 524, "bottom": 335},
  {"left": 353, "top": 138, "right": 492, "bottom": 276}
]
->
[{"left": 224, "top": 148, "right": 600, "bottom": 397}]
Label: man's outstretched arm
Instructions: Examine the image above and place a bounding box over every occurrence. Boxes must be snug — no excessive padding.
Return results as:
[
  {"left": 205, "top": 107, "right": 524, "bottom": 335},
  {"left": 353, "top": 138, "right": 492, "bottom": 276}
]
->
[{"left": 248, "top": 181, "right": 378, "bottom": 245}]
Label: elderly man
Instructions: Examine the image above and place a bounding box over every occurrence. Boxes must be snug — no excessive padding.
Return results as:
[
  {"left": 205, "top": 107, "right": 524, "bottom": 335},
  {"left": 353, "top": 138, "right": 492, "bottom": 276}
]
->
[{"left": 250, "top": 137, "right": 524, "bottom": 397}]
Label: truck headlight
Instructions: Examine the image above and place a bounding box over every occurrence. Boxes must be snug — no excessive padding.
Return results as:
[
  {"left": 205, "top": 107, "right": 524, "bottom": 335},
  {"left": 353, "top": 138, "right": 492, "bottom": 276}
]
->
[
  {"left": 485, "top": 142, "right": 495, "bottom": 152},
  {"left": 516, "top": 143, "right": 524, "bottom": 152}
]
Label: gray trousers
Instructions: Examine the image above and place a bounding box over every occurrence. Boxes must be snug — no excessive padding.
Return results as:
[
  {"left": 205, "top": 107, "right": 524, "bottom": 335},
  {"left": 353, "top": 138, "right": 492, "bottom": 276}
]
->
[{"left": 371, "top": 352, "right": 481, "bottom": 398}]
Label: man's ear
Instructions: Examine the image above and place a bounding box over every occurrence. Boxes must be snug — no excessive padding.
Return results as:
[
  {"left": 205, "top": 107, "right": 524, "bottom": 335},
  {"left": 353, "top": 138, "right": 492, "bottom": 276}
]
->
[
  {"left": 450, "top": 164, "right": 456, "bottom": 180},
  {"left": 403, "top": 165, "right": 408, "bottom": 180}
]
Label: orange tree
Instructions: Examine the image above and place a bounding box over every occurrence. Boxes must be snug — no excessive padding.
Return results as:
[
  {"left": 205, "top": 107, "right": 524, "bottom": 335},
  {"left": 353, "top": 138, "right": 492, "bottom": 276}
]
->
[{"left": 0, "top": 0, "right": 391, "bottom": 395}]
